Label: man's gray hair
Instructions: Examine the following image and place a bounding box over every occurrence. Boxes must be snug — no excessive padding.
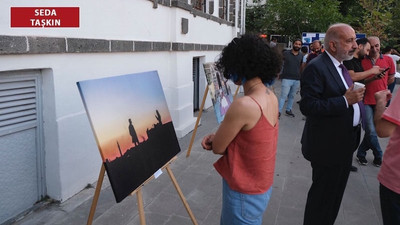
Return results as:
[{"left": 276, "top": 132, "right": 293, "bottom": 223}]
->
[{"left": 368, "top": 36, "right": 380, "bottom": 42}]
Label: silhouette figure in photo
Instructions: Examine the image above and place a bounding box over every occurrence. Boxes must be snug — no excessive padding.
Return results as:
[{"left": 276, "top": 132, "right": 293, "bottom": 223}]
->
[{"left": 128, "top": 118, "right": 140, "bottom": 146}]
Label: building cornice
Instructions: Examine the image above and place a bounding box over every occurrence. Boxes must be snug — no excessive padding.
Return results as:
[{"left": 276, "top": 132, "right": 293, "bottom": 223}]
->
[{"left": 0, "top": 35, "right": 225, "bottom": 55}]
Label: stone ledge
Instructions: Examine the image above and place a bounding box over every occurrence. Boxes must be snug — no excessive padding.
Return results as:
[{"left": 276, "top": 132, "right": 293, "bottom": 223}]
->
[
  {"left": 29, "top": 37, "right": 67, "bottom": 54},
  {"left": 134, "top": 41, "right": 152, "bottom": 52},
  {"left": 111, "top": 40, "right": 134, "bottom": 52},
  {"left": 152, "top": 42, "right": 171, "bottom": 51},
  {"left": 67, "top": 38, "right": 109, "bottom": 53},
  {"left": 0, "top": 35, "right": 27, "bottom": 54},
  {"left": 0, "top": 35, "right": 226, "bottom": 55}
]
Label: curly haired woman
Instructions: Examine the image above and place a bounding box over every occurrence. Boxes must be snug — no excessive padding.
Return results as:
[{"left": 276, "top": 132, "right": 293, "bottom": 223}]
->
[{"left": 201, "top": 34, "right": 282, "bottom": 225}]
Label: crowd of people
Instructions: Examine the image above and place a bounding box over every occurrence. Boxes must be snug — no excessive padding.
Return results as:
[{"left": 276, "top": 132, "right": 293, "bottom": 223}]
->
[{"left": 200, "top": 23, "right": 399, "bottom": 225}]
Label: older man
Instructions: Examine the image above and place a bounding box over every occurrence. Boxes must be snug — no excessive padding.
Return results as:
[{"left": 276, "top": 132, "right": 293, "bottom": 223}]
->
[{"left": 300, "top": 23, "right": 365, "bottom": 225}]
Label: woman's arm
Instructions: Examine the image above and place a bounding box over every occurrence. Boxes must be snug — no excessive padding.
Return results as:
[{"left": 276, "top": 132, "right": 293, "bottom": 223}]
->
[
  {"left": 374, "top": 90, "right": 396, "bottom": 137},
  {"left": 348, "top": 66, "right": 383, "bottom": 83}
]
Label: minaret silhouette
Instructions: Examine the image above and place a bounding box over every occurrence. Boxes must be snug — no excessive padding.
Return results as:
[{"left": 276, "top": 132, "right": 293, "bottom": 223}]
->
[
  {"left": 155, "top": 110, "right": 162, "bottom": 125},
  {"left": 117, "top": 141, "right": 122, "bottom": 157}
]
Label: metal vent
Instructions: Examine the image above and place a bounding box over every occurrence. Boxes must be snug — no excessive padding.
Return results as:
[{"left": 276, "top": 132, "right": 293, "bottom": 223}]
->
[{"left": 0, "top": 78, "right": 37, "bottom": 135}]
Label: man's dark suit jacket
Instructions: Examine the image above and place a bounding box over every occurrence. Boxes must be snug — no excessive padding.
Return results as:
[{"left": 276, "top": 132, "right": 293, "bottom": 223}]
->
[{"left": 300, "top": 52, "right": 359, "bottom": 165}]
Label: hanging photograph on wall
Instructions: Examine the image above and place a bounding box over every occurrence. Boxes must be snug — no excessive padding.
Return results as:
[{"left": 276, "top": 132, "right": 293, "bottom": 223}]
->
[
  {"left": 203, "top": 62, "right": 233, "bottom": 123},
  {"left": 77, "top": 71, "right": 181, "bottom": 203}
]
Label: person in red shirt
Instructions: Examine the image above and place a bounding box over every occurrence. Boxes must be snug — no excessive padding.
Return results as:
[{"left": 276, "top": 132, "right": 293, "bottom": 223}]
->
[
  {"left": 306, "top": 40, "right": 322, "bottom": 64},
  {"left": 356, "top": 36, "right": 396, "bottom": 167},
  {"left": 374, "top": 89, "right": 400, "bottom": 225}
]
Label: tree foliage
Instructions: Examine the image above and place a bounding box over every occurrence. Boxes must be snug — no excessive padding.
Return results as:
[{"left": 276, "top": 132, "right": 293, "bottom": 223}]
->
[
  {"left": 246, "top": 5, "right": 269, "bottom": 34},
  {"left": 338, "top": 0, "right": 366, "bottom": 30},
  {"left": 387, "top": 1, "right": 400, "bottom": 48},
  {"left": 358, "top": 0, "right": 393, "bottom": 41},
  {"left": 246, "top": 0, "right": 400, "bottom": 49},
  {"left": 246, "top": 0, "right": 342, "bottom": 39}
]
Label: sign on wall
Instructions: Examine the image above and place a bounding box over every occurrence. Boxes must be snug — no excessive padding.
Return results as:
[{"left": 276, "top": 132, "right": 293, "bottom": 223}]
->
[
  {"left": 10, "top": 7, "right": 80, "bottom": 28},
  {"left": 77, "top": 71, "right": 180, "bottom": 202}
]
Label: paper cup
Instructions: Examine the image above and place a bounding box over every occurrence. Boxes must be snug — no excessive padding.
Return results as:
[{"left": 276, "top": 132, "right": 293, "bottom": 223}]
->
[{"left": 353, "top": 82, "right": 365, "bottom": 90}]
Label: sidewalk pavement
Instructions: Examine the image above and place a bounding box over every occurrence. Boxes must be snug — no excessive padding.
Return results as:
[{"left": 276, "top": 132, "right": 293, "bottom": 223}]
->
[{"left": 12, "top": 80, "right": 393, "bottom": 225}]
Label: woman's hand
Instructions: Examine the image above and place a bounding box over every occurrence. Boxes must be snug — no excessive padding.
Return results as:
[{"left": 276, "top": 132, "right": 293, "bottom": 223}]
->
[{"left": 201, "top": 134, "right": 214, "bottom": 150}]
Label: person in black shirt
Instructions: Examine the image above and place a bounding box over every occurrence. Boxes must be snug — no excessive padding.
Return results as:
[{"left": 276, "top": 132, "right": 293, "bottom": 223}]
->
[
  {"left": 343, "top": 38, "right": 383, "bottom": 83},
  {"left": 278, "top": 39, "right": 303, "bottom": 118}
]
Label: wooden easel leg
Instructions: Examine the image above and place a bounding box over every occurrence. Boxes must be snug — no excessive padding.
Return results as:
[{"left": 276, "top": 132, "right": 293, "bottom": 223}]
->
[
  {"left": 166, "top": 165, "right": 198, "bottom": 225},
  {"left": 136, "top": 188, "right": 146, "bottom": 225},
  {"left": 234, "top": 85, "right": 241, "bottom": 98},
  {"left": 87, "top": 164, "right": 106, "bottom": 225},
  {"left": 186, "top": 85, "right": 209, "bottom": 158}
]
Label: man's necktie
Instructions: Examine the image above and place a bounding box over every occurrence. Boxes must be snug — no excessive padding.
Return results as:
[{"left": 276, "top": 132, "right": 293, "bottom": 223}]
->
[{"left": 339, "top": 64, "right": 366, "bottom": 128}]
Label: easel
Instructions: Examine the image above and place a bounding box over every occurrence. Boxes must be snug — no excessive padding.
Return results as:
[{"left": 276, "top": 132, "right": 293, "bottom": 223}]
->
[
  {"left": 186, "top": 85, "right": 240, "bottom": 157},
  {"left": 86, "top": 156, "right": 198, "bottom": 225}
]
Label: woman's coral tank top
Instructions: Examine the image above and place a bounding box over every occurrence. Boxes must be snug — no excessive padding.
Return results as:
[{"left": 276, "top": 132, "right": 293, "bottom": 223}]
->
[{"left": 214, "top": 97, "right": 278, "bottom": 194}]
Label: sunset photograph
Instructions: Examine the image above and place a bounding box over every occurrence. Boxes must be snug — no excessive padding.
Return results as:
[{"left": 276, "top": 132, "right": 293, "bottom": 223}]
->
[{"left": 77, "top": 71, "right": 180, "bottom": 202}]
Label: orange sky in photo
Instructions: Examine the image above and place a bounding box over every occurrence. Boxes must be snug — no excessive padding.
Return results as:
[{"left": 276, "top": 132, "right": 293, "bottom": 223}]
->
[{"left": 78, "top": 71, "right": 173, "bottom": 161}]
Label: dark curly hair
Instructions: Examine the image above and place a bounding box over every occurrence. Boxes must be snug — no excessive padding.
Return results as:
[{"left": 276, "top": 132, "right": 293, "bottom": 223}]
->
[{"left": 216, "top": 34, "right": 282, "bottom": 84}]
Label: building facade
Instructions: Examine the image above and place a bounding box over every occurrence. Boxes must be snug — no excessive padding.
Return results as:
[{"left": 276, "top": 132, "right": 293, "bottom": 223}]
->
[{"left": 0, "top": 0, "right": 245, "bottom": 223}]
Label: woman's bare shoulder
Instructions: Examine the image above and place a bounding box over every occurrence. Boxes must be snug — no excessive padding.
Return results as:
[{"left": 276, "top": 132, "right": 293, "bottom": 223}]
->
[
  {"left": 230, "top": 95, "right": 259, "bottom": 110},
  {"left": 227, "top": 96, "right": 260, "bottom": 120}
]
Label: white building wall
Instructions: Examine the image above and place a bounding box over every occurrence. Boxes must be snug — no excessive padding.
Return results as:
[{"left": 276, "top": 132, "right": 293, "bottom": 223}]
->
[
  {"left": 0, "top": 0, "right": 241, "bottom": 203},
  {"left": 2, "top": 0, "right": 233, "bottom": 44},
  {"left": 0, "top": 51, "right": 221, "bottom": 201}
]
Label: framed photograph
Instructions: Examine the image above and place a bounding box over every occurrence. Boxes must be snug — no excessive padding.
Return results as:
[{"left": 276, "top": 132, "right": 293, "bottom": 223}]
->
[
  {"left": 77, "top": 71, "right": 180, "bottom": 202},
  {"left": 203, "top": 62, "right": 233, "bottom": 123}
]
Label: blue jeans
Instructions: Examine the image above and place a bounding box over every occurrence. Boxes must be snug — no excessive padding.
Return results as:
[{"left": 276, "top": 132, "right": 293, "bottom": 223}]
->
[
  {"left": 221, "top": 179, "right": 272, "bottom": 225},
  {"left": 357, "top": 105, "right": 383, "bottom": 159},
  {"left": 279, "top": 79, "right": 300, "bottom": 112},
  {"left": 380, "top": 183, "right": 400, "bottom": 225}
]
